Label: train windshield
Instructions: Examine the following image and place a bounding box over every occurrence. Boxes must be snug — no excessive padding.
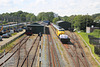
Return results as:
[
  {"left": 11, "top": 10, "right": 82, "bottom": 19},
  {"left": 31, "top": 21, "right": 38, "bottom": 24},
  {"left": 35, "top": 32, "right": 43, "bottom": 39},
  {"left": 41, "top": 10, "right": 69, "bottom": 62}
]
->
[{"left": 59, "top": 30, "right": 64, "bottom": 31}]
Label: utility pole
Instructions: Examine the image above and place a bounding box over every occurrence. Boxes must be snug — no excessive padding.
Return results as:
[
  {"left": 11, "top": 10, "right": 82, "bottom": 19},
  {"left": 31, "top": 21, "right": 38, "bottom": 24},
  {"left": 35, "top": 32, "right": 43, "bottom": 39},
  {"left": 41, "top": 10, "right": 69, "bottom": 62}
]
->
[
  {"left": 86, "top": 13, "right": 88, "bottom": 34},
  {"left": 44, "top": 26, "right": 45, "bottom": 34}
]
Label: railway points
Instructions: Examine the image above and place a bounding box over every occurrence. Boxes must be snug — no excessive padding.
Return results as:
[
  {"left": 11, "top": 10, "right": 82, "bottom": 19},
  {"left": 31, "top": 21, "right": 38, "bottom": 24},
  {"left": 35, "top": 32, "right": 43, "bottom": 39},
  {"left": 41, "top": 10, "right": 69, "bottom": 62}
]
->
[{"left": 0, "top": 21, "right": 98, "bottom": 67}]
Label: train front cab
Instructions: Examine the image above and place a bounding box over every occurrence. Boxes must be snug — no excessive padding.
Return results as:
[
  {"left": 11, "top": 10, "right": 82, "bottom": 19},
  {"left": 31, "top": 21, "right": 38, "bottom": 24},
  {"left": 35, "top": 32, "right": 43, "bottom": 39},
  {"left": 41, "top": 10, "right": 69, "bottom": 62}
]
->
[
  {"left": 56, "top": 29, "right": 65, "bottom": 36},
  {"left": 25, "top": 30, "right": 32, "bottom": 35},
  {"left": 25, "top": 27, "right": 32, "bottom": 35}
]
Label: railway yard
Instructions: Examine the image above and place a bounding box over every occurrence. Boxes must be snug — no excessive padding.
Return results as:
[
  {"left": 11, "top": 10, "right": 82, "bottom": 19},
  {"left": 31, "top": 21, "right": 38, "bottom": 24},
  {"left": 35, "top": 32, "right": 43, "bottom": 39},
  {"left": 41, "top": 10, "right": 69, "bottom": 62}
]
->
[{"left": 0, "top": 24, "right": 99, "bottom": 67}]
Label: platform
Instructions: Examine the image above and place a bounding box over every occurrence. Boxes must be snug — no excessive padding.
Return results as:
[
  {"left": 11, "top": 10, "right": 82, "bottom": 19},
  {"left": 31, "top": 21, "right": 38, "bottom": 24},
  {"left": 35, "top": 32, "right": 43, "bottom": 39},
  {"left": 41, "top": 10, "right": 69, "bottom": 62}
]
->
[{"left": 0, "top": 30, "right": 25, "bottom": 47}]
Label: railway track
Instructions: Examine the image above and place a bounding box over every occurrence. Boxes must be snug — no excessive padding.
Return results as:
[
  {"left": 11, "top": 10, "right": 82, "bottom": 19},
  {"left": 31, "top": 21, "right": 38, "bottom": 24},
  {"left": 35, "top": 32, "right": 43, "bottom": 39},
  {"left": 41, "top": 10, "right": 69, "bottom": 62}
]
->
[
  {"left": 47, "top": 27, "right": 60, "bottom": 67},
  {"left": 16, "top": 36, "right": 31, "bottom": 67},
  {"left": 65, "top": 31, "right": 90, "bottom": 67},
  {"left": 20, "top": 36, "right": 39, "bottom": 67},
  {"left": 0, "top": 36, "right": 30, "bottom": 66},
  {"left": 0, "top": 35, "right": 27, "bottom": 59},
  {"left": 0, "top": 34, "right": 41, "bottom": 67},
  {"left": 51, "top": 25, "right": 90, "bottom": 67}
]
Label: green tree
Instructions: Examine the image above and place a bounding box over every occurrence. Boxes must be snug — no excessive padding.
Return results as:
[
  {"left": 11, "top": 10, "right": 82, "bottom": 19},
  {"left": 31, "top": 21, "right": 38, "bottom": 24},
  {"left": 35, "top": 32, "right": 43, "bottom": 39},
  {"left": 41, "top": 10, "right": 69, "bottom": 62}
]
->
[
  {"left": 61, "top": 16, "right": 69, "bottom": 21},
  {"left": 94, "top": 16, "right": 100, "bottom": 22},
  {"left": 30, "top": 15, "right": 36, "bottom": 22},
  {"left": 52, "top": 17, "right": 60, "bottom": 24},
  {"left": 46, "top": 12, "right": 54, "bottom": 22},
  {"left": 73, "top": 15, "right": 93, "bottom": 31},
  {"left": 37, "top": 12, "right": 54, "bottom": 21},
  {"left": 92, "top": 13, "right": 100, "bottom": 19},
  {"left": 67, "top": 15, "right": 76, "bottom": 28},
  {"left": 73, "top": 15, "right": 83, "bottom": 30},
  {"left": 26, "top": 14, "right": 32, "bottom": 22}
]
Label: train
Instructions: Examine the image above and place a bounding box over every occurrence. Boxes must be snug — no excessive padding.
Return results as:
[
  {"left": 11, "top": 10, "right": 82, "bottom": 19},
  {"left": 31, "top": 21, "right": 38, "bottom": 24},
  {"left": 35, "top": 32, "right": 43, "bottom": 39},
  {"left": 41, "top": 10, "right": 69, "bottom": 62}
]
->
[
  {"left": 0, "top": 23, "right": 25, "bottom": 35},
  {"left": 25, "top": 27, "right": 32, "bottom": 35},
  {"left": 51, "top": 23, "right": 70, "bottom": 43}
]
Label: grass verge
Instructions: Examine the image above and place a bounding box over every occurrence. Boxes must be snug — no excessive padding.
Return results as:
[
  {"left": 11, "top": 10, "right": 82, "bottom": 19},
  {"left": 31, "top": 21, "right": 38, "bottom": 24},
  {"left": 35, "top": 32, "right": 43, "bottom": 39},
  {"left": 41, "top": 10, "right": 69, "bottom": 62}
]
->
[
  {"left": 77, "top": 32, "right": 100, "bottom": 64},
  {"left": 0, "top": 41, "right": 15, "bottom": 53},
  {"left": 0, "top": 34, "right": 24, "bottom": 54},
  {"left": 11, "top": 33, "right": 17, "bottom": 36}
]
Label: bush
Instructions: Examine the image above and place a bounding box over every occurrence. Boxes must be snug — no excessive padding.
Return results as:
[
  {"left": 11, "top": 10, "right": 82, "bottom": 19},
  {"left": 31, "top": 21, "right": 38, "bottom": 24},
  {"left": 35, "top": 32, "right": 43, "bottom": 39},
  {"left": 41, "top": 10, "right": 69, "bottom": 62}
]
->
[
  {"left": 89, "top": 29, "right": 100, "bottom": 38},
  {"left": 94, "top": 45, "right": 100, "bottom": 55}
]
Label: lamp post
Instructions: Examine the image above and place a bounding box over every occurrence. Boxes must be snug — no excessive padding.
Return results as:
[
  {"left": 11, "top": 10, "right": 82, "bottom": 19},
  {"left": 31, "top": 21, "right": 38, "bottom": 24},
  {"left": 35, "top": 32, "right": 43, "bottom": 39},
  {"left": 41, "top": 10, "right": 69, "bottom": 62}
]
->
[
  {"left": 99, "top": 20, "right": 100, "bottom": 44},
  {"left": 17, "top": 16, "right": 18, "bottom": 26},
  {"left": 44, "top": 25, "right": 45, "bottom": 34},
  {"left": 86, "top": 13, "right": 88, "bottom": 34}
]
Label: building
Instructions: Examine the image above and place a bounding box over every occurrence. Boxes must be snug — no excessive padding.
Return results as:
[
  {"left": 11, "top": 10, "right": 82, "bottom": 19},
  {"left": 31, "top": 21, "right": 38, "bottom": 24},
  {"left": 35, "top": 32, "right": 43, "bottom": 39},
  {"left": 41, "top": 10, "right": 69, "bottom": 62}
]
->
[
  {"left": 27, "top": 23, "right": 44, "bottom": 34},
  {"left": 56, "top": 21, "right": 71, "bottom": 30},
  {"left": 43, "top": 21, "right": 50, "bottom": 25},
  {"left": 86, "top": 27, "right": 99, "bottom": 33}
]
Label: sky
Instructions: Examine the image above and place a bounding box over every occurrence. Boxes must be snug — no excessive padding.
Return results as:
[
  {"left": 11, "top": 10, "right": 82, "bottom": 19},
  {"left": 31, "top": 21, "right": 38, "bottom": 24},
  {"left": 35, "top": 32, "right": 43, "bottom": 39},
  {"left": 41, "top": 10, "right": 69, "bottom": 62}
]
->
[{"left": 0, "top": 0, "right": 100, "bottom": 16}]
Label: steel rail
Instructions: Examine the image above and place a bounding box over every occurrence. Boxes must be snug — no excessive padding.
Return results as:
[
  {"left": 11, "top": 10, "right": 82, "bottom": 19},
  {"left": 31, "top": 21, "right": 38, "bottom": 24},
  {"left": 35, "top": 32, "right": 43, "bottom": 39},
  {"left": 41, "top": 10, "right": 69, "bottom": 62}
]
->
[
  {"left": 68, "top": 32, "right": 89, "bottom": 67},
  {"left": 20, "top": 36, "right": 38, "bottom": 67},
  {"left": 0, "top": 36, "right": 30, "bottom": 66},
  {"left": 51, "top": 25, "right": 78, "bottom": 67},
  {"left": 47, "top": 34, "right": 52, "bottom": 67},
  {"left": 49, "top": 27, "right": 61, "bottom": 67},
  {"left": 31, "top": 37, "right": 40, "bottom": 67},
  {"left": 0, "top": 35, "right": 27, "bottom": 59},
  {"left": 73, "top": 33, "right": 89, "bottom": 67}
]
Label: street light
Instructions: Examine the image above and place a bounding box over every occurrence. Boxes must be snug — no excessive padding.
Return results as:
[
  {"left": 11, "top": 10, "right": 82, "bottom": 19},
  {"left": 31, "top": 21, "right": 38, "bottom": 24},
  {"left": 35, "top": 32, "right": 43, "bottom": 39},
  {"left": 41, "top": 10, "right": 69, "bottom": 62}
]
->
[{"left": 86, "top": 13, "right": 89, "bottom": 33}]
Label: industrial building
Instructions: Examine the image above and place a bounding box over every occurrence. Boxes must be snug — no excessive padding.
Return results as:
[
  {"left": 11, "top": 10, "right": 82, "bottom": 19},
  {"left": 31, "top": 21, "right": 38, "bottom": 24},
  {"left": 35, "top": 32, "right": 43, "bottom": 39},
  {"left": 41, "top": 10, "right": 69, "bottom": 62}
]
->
[
  {"left": 56, "top": 21, "right": 71, "bottom": 30},
  {"left": 26, "top": 23, "right": 44, "bottom": 34}
]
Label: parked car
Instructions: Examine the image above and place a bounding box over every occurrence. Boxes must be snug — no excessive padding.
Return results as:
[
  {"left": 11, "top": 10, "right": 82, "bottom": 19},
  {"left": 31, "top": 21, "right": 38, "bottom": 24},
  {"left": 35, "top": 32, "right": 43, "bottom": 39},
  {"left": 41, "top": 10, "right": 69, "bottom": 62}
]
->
[
  {"left": 23, "top": 27, "right": 26, "bottom": 29},
  {"left": 0, "top": 36, "right": 2, "bottom": 41},
  {"left": 19, "top": 28, "right": 23, "bottom": 31},
  {"left": 14, "top": 29, "right": 19, "bottom": 32},
  {"left": 7, "top": 33, "right": 12, "bottom": 37},
  {"left": 2, "top": 33, "right": 9, "bottom": 38}
]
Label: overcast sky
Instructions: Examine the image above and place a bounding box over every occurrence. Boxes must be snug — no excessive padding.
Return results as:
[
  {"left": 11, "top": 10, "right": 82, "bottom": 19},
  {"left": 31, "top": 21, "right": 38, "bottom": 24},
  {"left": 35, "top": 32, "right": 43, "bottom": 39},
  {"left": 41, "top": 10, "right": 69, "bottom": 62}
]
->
[{"left": 0, "top": 0, "right": 100, "bottom": 16}]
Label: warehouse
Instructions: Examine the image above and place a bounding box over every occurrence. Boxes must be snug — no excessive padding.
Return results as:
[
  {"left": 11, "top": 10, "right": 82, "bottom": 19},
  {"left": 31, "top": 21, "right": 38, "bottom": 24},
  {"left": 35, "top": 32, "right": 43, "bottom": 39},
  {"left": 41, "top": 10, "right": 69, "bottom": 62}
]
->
[
  {"left": 26, "top": 23, "right": 44, "bottom": 34},
  {"left": 56, "top": 21, "right": 71, "bottom": 30}
]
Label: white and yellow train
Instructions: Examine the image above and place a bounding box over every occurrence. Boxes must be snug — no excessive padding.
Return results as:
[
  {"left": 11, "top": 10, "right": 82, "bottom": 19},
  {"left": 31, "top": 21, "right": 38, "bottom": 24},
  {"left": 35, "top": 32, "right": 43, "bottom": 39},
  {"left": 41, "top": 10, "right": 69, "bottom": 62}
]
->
[{"left": 51, "top": 23, "right": 70, "bottom": 43}]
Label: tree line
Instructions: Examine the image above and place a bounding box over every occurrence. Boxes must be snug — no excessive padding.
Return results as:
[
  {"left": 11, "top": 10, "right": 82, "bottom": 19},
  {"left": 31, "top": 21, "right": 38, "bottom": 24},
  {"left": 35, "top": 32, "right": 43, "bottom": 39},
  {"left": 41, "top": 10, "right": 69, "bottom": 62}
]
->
[
  {"left": 0, "top": 11, "right": 100, "bottom": 31},
  {"left": 0, "top": 11, "right": 36, "bottom": 24}
]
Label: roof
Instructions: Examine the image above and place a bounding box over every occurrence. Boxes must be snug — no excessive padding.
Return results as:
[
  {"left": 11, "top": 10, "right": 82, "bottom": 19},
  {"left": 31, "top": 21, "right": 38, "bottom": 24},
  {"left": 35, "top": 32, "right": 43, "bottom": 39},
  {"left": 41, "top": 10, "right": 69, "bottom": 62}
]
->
[
  {"left": 56, "top": 21, "right": 64, "bottom": 23},
  {"left": 43, "top": 21, "right": 50, "bottom": 23},
  {"left": 52, "top": 23, "right": 64, "bottom": 31},
  {"left": 56, "top": 21, "right": 70, "bottom": 24},
  {"left": 27, "top": 23, "right": 44, "bottom": 27}
]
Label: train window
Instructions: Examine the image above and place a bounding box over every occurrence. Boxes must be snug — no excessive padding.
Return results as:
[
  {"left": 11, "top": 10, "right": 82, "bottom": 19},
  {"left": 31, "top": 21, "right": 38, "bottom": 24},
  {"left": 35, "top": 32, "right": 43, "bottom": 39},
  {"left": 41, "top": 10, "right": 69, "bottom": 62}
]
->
[
  {"left": 59, "top": 27, "right": 62, "bottom": 29},
  {"left": 59, "top": 30, "right": 64, "bottom": 31}
]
